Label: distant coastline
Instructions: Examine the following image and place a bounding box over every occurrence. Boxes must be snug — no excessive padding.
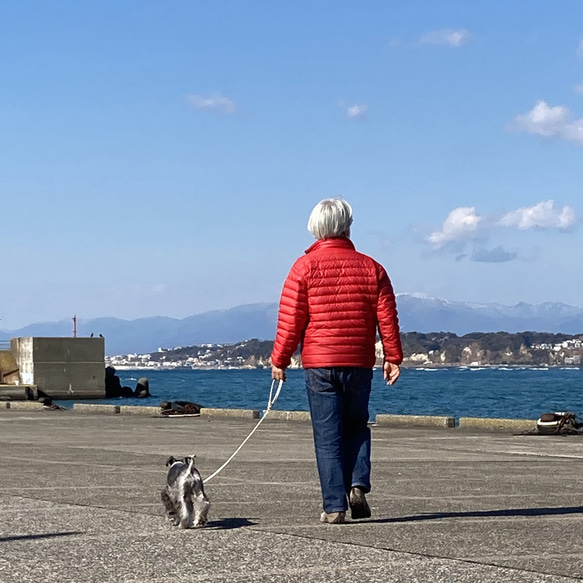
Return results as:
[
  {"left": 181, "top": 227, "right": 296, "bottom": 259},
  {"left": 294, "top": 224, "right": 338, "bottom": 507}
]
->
[
  {"left": 107, "top": 363, "right": 581, "bottom": 372},
  {"left": 106, "top": 332, "right": 583, "bottom": 370}
]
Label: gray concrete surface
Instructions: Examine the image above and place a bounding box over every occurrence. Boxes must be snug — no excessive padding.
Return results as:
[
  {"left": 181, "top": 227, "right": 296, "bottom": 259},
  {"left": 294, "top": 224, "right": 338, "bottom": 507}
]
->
[
  {"left": 1, "top": 409, "right": 582, "bottom": 582},
  {"left": 11, "top": 337, "right": 105, "bottom": 399}
]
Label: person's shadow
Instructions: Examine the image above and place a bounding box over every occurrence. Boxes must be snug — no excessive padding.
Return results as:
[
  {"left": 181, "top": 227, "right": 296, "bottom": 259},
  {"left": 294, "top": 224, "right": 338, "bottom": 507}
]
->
[{"left": 356, "top": 505, "right": 583, "bottom": 524}]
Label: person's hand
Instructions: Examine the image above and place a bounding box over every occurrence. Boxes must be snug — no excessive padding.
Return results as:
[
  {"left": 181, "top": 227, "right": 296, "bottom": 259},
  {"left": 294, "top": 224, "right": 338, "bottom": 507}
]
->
[
  {"left": 271, "top": 365, "right": 287, "bottom": 382},
  {"left": 383, "top": 362, "right": 400, "bottom": 385}
]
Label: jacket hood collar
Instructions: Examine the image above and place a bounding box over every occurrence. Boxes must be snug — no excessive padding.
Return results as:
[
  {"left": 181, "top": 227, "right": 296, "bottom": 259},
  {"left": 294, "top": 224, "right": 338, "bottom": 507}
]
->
[{"left": 305, "top": 237, "right": 355, "bottom": 254}]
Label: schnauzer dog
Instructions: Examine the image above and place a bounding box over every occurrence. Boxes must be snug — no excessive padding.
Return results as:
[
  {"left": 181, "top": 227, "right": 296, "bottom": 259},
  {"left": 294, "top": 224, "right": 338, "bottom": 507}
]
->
[{"left": 161, "top": 455, "right": 210, "bottom": 528}]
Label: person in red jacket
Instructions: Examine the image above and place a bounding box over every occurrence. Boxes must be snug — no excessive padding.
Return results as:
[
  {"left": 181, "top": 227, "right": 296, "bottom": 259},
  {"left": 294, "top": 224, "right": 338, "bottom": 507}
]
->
[{"left": 271, "top": 198, "right": 403, "bottom": 524}]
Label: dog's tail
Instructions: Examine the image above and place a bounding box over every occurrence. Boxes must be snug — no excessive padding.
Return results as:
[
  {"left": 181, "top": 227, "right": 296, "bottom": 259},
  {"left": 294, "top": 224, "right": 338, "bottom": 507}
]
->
[{"left": 186, "top": 456, "right": 207, "bottom": 497}]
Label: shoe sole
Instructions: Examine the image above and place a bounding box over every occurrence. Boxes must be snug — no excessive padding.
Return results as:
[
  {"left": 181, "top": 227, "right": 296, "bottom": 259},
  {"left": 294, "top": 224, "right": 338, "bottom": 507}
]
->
[{"left": 349, "top": 491, "right": 371, "bottom": 520}]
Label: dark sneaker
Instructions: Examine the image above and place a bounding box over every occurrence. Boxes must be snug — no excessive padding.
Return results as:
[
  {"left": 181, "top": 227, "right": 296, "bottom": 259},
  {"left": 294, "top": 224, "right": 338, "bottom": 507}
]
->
[
  {"left": 349, "top": 487, "right": 371, "bottom": 519},
  {"left": 320, "top": 511, "right": 346, "bottom": 524}
]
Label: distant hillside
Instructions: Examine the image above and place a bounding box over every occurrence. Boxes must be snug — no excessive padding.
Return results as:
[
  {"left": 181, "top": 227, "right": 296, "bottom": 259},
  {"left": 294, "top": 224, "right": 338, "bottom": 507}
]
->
[
  {"left": 0, "top": 303, "right": 279, "bottom": 355},
  {"left": 1, "top": 296, "right": 583, "bottom": 355},
  {"left": 110, "top": 332, "right": 583, "bottom": 368},
  {"left": 395, "top": 295, "right": 583, "bottom": 336}
]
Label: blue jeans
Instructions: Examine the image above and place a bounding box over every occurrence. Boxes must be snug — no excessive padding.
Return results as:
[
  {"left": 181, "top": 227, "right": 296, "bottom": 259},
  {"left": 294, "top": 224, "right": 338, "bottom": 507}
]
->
[{"left": 305, "top": 367, "right": 373, "bottom": 513}]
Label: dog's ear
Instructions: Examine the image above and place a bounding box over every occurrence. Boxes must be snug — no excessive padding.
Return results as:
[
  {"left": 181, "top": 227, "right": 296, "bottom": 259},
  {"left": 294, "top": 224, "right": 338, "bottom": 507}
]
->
[{"left": 165, "top": 456, "right": 176, "bottom": 467}]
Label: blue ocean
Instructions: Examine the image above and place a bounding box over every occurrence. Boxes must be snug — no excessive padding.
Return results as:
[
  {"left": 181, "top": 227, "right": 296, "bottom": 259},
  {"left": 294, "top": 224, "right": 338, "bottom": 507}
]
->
[{"left": 83, "top": 366, "right": 583, "bottom": 420}]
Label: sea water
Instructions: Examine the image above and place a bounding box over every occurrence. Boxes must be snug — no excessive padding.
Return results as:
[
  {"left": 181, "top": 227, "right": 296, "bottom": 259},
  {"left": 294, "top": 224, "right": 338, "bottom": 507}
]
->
[{"left": 82, "top": 366, "right": 583, "bottom": 420}]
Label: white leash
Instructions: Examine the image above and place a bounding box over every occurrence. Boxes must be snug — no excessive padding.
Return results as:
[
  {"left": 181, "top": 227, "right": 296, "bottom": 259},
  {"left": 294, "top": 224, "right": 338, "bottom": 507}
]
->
[{"left": 203, "top": 379, "right": 284, "bottom": 484}]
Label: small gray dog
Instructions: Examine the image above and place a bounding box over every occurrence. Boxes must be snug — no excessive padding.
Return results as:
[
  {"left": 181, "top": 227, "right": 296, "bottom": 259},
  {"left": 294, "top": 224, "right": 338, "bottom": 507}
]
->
[{"left": 161, "top": 455, "right": 210, "bottom": 528}]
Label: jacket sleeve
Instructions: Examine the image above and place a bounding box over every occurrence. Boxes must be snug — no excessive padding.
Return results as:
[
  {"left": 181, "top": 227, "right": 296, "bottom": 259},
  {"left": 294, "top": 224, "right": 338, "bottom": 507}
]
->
[
  {"left": 271, "top": 260, "right": 309, "bottom": 369},
  {"left": 376, "top": 264, "right": 403, "bottom": 365}
]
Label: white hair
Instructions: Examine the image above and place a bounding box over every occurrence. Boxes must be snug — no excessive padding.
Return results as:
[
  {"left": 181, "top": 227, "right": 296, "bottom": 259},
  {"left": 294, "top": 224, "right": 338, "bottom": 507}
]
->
[{"left": 307, "top": 198, "right": 353, "bottom": 240}]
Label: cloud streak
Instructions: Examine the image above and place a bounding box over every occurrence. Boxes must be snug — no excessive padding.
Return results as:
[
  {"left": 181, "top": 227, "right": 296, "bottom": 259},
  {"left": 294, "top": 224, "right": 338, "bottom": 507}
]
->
[
  {"left": 419, "top": 29, "right": 470, "bottom": 48},
  {"left": 471, "top": 246, "right": 517, "bottom": 263},
  {"left": 509, "top": 100, "right": 583, "bottom": 145},
  {"left": 188, "top": 92, "right": 237, "bottom": 114}
]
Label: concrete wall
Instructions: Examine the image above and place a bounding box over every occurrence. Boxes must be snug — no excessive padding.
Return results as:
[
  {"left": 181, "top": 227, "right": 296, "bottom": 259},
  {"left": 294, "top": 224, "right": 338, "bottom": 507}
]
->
[
  {"left": 11, "top": 337, "right": 105, "bottom": 399},
  {"left": 12, "top": 338, "right": 34, "bottom": 385},
  {"left": 0, "top": 350, "right": 20, "bottom": 384}
]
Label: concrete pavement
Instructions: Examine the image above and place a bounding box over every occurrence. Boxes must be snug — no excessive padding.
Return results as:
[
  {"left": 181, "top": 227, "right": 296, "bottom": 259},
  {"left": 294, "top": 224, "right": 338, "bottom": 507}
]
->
[{"left": 1, "top": 408, "right": 582, "bottom": 582}]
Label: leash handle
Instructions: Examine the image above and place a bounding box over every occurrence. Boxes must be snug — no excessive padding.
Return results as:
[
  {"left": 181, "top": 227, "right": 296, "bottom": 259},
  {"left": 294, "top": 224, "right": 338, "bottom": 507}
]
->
[
  {"left": 267, "top": 378, "right": 283, "bottom": 411},
  {"left": 203, "top": 379, "right": 284, "bottom": 484}
]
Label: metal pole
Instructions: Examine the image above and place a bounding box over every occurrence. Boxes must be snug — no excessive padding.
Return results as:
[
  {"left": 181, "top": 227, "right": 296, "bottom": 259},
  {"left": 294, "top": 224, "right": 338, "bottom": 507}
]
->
[{"left": 73, "top": 315, "right": 77, "bottom": 338}]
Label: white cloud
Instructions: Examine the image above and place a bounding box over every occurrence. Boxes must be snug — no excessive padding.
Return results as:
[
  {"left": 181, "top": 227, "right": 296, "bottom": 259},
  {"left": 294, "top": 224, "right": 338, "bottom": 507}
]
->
[
  {"left": 574, "top": 84, "right": 583, "bottom": 96},
  {"left": 188, "top": 92, "right": 236, "bottom": 114},
  {"left": 511, "top": 100, "right": 570, "bottom": 137},
  {"left": 426, "top": 201, "right": 578, "bottom": 262},
  {"left": 419, "top": 28, "right": 470, "bottom": 48},
  {"left": 576, "top": 38, "right": 583, "bottom": 59},
  {"left": 345, "top": 104, "right": 368, "bottom": 120},
  {"left": 498, "top": 200, "right": 577, "bottom": 230},
  {"left": 562, "top": 118, "right": 583, "bottom": 143},
  {"left": 427, "top": 207, "right": 481, "bottom": 248},
  {"left": 509, "top": 100, "right": 583, "bottom": 144}
]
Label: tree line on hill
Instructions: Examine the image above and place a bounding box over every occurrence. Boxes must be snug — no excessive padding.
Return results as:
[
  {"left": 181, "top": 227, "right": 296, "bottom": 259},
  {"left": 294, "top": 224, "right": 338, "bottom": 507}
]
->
[
  {"left": 150, "top": 332, "right": 583, "bottom": 367},
  {"left": 401, "top": 331, "right": 581, "bottom": 366}
]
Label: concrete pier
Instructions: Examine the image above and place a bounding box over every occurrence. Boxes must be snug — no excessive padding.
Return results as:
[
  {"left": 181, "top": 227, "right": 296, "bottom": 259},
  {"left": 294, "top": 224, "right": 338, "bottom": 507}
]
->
[{"left": 0, "top": 408, "right": 582, "bottom": 582}]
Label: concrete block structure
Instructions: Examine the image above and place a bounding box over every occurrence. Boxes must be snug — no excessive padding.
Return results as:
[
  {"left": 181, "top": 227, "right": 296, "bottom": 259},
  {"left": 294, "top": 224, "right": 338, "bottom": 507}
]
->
[{"left": 11, "top": 337, "right": 105, "bottom": 400}]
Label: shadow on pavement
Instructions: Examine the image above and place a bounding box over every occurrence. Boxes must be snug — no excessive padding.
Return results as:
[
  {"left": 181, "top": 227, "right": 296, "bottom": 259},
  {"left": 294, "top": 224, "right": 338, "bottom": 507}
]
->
[
  {"left": 206, "top": 517, "right": 256, "bottom": 530},
  {"left": 362, "top": 505, "right": 583, "bottom": 524},
  {"left": 0, "top": 531, "right": 83, "bottom": 543}
]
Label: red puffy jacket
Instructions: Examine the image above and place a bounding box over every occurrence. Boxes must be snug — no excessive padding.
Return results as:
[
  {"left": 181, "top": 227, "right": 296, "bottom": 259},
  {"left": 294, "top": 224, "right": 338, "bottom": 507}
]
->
[{"left": 271, "top": 237, "right": 403, "bottom": 369}]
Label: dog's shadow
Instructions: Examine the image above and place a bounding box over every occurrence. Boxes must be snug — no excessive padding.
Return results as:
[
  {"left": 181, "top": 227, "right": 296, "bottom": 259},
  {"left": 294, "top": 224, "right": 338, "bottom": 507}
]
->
[{"left": 205, "top": 517, "right": 256, "bottom": 530}]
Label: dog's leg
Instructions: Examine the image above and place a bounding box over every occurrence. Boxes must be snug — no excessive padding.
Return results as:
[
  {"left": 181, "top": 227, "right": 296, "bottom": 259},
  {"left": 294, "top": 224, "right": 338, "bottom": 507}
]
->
[
  {"left": 193, "top": 494, "right": 211, "bottom": 527},
  {"left": 179, "top": 496, "right": 194, "bottom": 529},
  {"left": 172, "top": 504, "right": 181, "bottom": 527},
  {"left": 161, "top": 489, "right": 178, "bottom": 524},
  {"left": 192, "top": 476, "right": 210, "bottom": 527},
  {"left": 177, "top": 474, "right": 194, "bottom": 528},
  {"left": 189, "top": 464, "right": 210, "bottom": 527}
]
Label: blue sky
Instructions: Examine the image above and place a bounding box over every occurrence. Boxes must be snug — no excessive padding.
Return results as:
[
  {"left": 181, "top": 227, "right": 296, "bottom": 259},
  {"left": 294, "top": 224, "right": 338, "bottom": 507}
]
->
[{"left": 1, "top": 0, "right": 582, "bottom": 329}]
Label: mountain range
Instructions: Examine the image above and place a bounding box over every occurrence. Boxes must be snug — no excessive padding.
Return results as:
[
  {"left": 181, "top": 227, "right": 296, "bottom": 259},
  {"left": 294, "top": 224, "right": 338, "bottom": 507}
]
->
[{"left": 1, "top": 295, "right": 582, "bottom": 355}]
